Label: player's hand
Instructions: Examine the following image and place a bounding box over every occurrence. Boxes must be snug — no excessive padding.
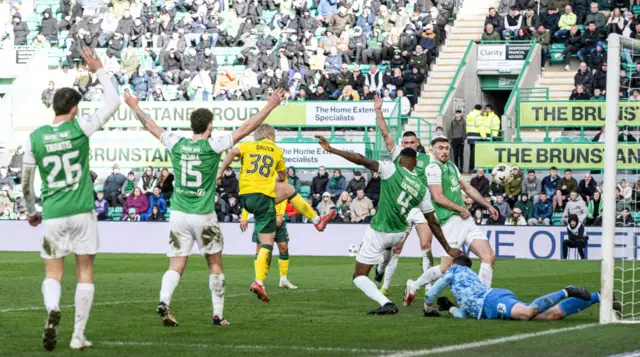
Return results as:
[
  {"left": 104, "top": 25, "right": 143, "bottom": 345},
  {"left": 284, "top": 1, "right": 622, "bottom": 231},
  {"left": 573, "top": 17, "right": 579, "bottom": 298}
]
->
[
  {"left": 276, "top": 215, "right": 283, "bottom": 227},
  {"left": 447, "top": 248, "right": 465, "bottom": 257},
  {"left": 28, "top": 213, "right": 42, "bottom": 227},
  {"left": 488, "top": 206, "right": 499, "bottom": 221},
  {"left": 216, "top": 174, "right": 222, "bottom": 185},
  {"left": 373, "top": 94, "right": 383, "bottom": 111},
  {"left": 459, "top": 208, "right": 471, "bottom": 220},
  {"left": 266, "top": 88, "right": 285, "bottom": 109},
  {"left": 81, "top": 48, "right": 103, "bottom": 73},
  {"left": 123, "top": 89, "right": 140, "bottom": 108},
  {"left": 315, "top": 135, "right": 332, "bottom": 152},
  {"left": 240, "top": 220, "right": 248, "bottom": 232}
]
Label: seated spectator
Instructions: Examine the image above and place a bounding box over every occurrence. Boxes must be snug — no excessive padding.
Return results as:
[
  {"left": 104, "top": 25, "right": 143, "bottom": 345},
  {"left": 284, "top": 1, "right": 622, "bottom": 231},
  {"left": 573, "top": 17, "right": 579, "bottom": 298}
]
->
[
  {"left": 285, "top": 202, "right": 300, "bottom": 223},
  {"left": 554, "top": 25, "right": 582, "bottom": 71},
  {"left": 104, "top": 164, "right": 126, "bottom": 207},
  {"left": 561, "top": 191, "right": 588, "bottom": 225},
  {"left": 41, "top": 81, "right": 55, "bottom": 108},
  {"left": 620, "top": 68, "right": 630, "bottom": 98},
  {"left": 554, "top": 5, "right": 577, "bottom": 41},
  {"left": 556, "top": 169, "right": 578, "bottom": 210},
  {"left": 214, "top": 194, "right": 225, "bottom": 222},
  {"left": 335, "top": 191, "right": 352, "bottom": 222},
  {"left": 123, "top": 187, "right": 149, "bottom": 220},
  {"left": 365, "top": 171, "right": 380, "bottom": 206},
  {"left": 505, "top": 208, "right": 527, "bottom": 226},
  {"left": 628, "top": 89, "right": 640, "bottom": 100},
  {"left": 12, "top": 13, "right": 30, "bottom": 46},
  {"left": 8, "top": 146, "right": 22, "bottom": 184},
  {"left": 563, "top": 214, "right": 588, "bottom": 259},
  {"left": 138, "top": 165, "right": 157, "bottom": 195},
  {"left": 591, "top": 87, "right": 605, "bottom": 100},
  {"left": 148, "top": 205, "right": 167, "bottom": 222},
  {"left": 586, "top": 190, "right": 603, "bottom": 225},
  {"left": 485, "top": 7, "right": 505, "bottom": 34},
  {"left": 542, "top": 8, "right": 560, "bottom": 34},
  {"left": 514, "top": 193, "right": 533, "bottom": 221},
  {"left": 522, "top": 169, "right": 541, "bottom": 203},
  {"left": 287, "top": 167, "right": 301, "bottom": 193},
  {"left": 119, "top": 171, "right": 137, "bottom": 205},
  {"left": 616, "top": 207, "right": 636, "bottom": 227},
  {"left": 618, "top": 178, "right": 632, "bottom": 200},
  {"left": 606, "top": 7, "right": 625, "bottom": 35},
  {"left": 521, "top": 7, "right": 539, "bottom": 34},
  {"left": 144, "top": 187, "right": 167, "bottom": 221},
  {"left": 481, "top": 23, "right": 501, "bottom": 41},
  {"left": 504, "top": 7, "right": 522, "bottom": 38},
  {"left": 311, "top": 166, "right": 330, "bottom": 207},
  {"left": 347, "top": 171, "right": 366, "bottom": 198},
  {"left": 473, "top": 207, "right": 487, "bottom": 225},
  {"left": 529, "top": 192, "right": 553, "bottom": 225},
  {"left": 124, "top": 208, "right": 141, "bottom": 222},
  {"left": 156, "top": 168, "right": 174, "bottom": 203},
  {"left": 494, "top": 194, "right": 511, "bottom": 219},
  {"left": 338, "top": 85, "right": 360, "bottom": 101},
  {"left": 616, "top": 187, "right": 630, "bottom": 214},
  {"left": 326, "top": 169, "right": 346, "bottom": 202},
  {"left": 317, "top": 192, "right": 337, "bottom": 215},
  {"left": 471, "top": 168, "right": 490, "bottom": 197},
  {"left": 578, "top": 173, "right": 598, "bottom": 202},
  {"left": 16, "top": 210, "right": 27, "bottom": 220},
  {"left": 505, "top": 166, "right": 523, "bottom": 207},
  {"left": 570, "top": 84, "right": 591, "bottom": 100},
  {"left": 219, "top": 167, "right": 238, "bottom": 202},
  {"left": 587, "top": 42, "right": 607, "bottom": 70},
  {"left": 95, "top": 190, "right": 109, "bottom": 221},
  {"left": 586, "top": 3, "right": 606, "bottom": 28},
  {"left": 0, "top": 201, "right": 17, "bottom": 220},
  {"left": 350, "top": 189, "right": 375, "bottom": 223},
  {"left": 223, "top": 195, "right": 242, "bottom": 222},
  {"left": 516, "top": 28, "right": 531, "bottom": 41}
]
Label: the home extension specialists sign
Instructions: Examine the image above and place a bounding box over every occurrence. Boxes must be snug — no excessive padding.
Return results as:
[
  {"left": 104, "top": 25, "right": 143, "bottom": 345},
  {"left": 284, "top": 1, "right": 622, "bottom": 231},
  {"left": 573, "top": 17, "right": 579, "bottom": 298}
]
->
[{"left": 477, "top": 43, "right": 531, "bottom": 71}]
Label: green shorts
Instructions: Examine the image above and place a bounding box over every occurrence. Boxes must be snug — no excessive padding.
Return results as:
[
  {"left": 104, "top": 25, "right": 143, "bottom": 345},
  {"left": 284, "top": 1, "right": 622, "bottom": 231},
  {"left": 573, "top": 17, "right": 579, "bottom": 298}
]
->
[
  {"left": 252, "top": 221, "right": 289, "bottom": 243},
  {"left": 240, "top": 193, "right": 277, "bottom": 234}
]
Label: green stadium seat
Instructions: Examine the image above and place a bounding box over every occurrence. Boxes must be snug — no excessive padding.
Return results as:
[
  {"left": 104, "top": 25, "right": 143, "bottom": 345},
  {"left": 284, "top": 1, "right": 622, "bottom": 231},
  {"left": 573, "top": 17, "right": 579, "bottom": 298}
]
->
[
  {"left": 571, "top": 136, "right": 591, "bottom": 143},
  {"left": 297, "top": 137, "right": 317, "bottom": 143},
  {"left": 113, "top": 207, "right": 123, "bottom": 215},
  {"left": 553, "top": 137, "right": 572, "bottom": 143},
  {"left": 633, "top": 5, "right": 640, "bottom": 14},
  {"left": 280, "top": 137, "right": 299, "bottom": 143},
  {"left": 328, "top": 137, "right": 348, "bottom": 143},
  {"left": 299, "top": 185, "right": 311, "bottom": 198},
  {"left": 552, "top": 212, "right": 563, "bottom": 225}
]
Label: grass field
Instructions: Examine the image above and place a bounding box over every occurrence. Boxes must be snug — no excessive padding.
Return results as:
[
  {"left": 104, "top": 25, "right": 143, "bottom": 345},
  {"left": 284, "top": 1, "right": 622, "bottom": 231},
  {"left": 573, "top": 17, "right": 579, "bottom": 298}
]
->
[{"left": 1, "top": 252, "right": 639, "bottom": 357}]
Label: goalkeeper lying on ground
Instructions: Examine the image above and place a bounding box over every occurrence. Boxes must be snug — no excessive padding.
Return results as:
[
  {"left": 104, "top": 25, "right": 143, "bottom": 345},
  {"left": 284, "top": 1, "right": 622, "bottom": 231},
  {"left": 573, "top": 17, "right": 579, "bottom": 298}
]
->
[{"left": 424, "top": 255, "right": 621, "bottom": 320}]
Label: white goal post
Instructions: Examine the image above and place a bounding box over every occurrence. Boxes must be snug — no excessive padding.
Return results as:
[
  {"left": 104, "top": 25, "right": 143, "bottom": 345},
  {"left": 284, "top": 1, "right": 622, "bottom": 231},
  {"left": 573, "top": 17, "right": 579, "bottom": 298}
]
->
[{"left": 602, "top": 34, "right": 640, "bottom": 324}]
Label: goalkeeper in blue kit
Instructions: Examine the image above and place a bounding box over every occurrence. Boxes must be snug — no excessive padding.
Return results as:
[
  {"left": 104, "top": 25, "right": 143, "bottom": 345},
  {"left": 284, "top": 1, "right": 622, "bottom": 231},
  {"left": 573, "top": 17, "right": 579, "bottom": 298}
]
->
[{"left": 424, "top": 255, "right": 621, "bottom": 321}]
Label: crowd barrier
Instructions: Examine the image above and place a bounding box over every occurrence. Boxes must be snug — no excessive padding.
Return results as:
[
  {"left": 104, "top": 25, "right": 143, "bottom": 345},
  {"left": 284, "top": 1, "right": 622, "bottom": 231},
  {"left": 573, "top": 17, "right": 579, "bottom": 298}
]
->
[{"left": 1, "top": 222, "right": 638, "bottom": 260}]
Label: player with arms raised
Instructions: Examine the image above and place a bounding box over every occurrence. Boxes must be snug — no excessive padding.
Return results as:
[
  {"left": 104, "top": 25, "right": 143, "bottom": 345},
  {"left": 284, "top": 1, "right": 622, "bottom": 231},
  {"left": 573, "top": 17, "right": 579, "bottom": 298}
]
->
[
  {"left": 122, "top": 88, "right": 285, "bottom": 326},
  {"left": 218, "top": 124, "right": 336, "bottom": 302},
  {"left": 22, "top": 48, "right": 120, "bottom": 351},
  {"left": 403, "top": 136, "right": 499, "bottom": 307},
  {"left": 371, "top": 95, "right": 435, "bottom": 296},
  {"left": 316, "top": 136, "right": 463, "bottom": 315}
]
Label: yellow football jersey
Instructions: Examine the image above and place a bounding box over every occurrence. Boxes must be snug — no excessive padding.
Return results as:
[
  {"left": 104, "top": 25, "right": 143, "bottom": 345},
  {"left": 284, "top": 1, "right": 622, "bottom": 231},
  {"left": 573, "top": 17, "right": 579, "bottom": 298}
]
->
[{"left": 237, "top": 138, "right": 286, "bottom": 197}]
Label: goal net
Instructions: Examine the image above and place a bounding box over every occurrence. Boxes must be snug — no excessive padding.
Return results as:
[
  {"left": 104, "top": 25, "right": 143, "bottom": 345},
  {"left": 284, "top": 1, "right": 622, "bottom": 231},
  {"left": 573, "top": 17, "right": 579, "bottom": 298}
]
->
[{"left": 602, "top": 34, "right": 640, "bottom": 324}]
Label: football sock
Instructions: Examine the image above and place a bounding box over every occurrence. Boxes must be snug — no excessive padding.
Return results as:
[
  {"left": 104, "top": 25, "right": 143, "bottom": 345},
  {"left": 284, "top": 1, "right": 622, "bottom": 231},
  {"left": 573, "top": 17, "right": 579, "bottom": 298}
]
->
[
  {"left": 421, "top": 249, "right": 434, "bottom": 271},
  {"left": 479, "top": 263, "right": 494, "bottom": 288},
  {"left": 255, "top": 244, "right": 273, "bottom": 284},
  {"left": 209, "top": 273, "right": 225, "bottom": 319},
  {"left": 159, "top": 269, "right": 181, "bottom": 305},
  {"left": 254, "top": 253, "right": 258, "bottom": 271},
  {"left": 410, "top": 266, "right": 442, "bottom": 293},
  {"left": 558, "top": 293, "right": 599, "bottom": 317},
  {"left": 72, "top": 283, "right": 94, "bottom": 339},
  {"left": 450, "top": 307, "right": 468, "bottom": 318},
  {"left": 531, "top": 290, "right": 568, "bottom": 313},
  {"left": 278, "top": 254, "right": 289, "bottom": 278},
  {"left": 382, "top": 254, "right": 400, "bottom": 290},
  {"left": 42, "top": 278, "right": 61, "bottom": 313},
  {"left": 289, "top": 193, "right": 319, "bottom": 223},
  {"left": 353, "top": 276, "right": 391, "bottom": 307}
]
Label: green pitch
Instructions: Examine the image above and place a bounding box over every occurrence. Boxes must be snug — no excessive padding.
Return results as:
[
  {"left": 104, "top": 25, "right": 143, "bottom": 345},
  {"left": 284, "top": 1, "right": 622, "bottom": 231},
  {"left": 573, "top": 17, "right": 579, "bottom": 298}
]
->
[{"left": 0, "top": 252, "right": 639, "bottom": 357}]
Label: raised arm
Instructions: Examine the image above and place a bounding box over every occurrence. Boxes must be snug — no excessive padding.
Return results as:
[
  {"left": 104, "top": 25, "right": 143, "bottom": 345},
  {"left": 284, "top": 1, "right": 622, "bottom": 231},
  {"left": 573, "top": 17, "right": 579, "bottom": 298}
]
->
[
  {"left": 217, "top": 148, "right": 241, "bottom": 184},
  {"left": 232, "top": 88, "right": 285, "bottom": 144},
  {"left": 374, "top": 94, "right": 395, "bottom": 153},
  {"left": 316, "top": 136, "right": 379, "bottom": 172},
  {"left": 123, "top": 89, "right": 165, "bottom": 140},
  {"left": 460, "top": 179, "right": 499, "bottom": 220}
]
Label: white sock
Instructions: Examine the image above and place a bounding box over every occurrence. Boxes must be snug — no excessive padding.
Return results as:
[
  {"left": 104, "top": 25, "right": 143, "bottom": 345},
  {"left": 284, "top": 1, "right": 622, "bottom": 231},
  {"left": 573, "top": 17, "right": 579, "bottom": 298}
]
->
[
  {"left": 377, "top": 249, "right": 392, "bottom": 274},
  {"left": 160, "top": 270, "right": 181, "bottom": 305},
  {"left": 209, "top": 273, "right": 225, "bottom": 319},
  {"left": 410, "top": 266, "right": 442, "bottom": 293},
  {"left": 353, "top": 276, "right": 391, "bottom": 307},
  {"left": 421, "top": 249, "right": 433, "bottom": 271},
  {"left": 42, "top": 278, "right": 61, "bottom": 313},
  {"left": 311, "top": 216, "right": 320, "bottom": 224},
  {"left": 280, "top": 276, "right": 287, "bottom": 282},
  {"left": 382, "top": 254, "right": 400, "bottom": 290},
  {"left": 479, "top": 263, "right": 493, "bottom": 288},
  {"left": 72, "top": 283, "right": 94, "bottom": 339}
]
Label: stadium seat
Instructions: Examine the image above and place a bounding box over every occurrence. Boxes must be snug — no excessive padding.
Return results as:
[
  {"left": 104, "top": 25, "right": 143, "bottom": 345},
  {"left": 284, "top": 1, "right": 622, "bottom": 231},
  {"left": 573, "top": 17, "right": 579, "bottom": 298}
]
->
[
  {"left": 553, "top": 137, "right": 572, "bottom": 143},
  {"left": 571, "top": 136, "right": 591, "bottom": 143},
  {"left": 328, "top": 137, "right": 347, "bottom": 143},
  {"left": 299, "top": 185, "right": 311, "bottom": 198},
  {"left": 280, "top": 137, "right": 299, "bottom": 143}
]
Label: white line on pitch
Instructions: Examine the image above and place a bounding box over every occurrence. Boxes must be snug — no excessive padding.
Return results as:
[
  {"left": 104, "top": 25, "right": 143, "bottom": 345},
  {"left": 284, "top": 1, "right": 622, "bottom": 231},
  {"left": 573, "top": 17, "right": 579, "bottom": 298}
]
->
[
  {"left": 375, "top": 323, "right": 600, "bottom": 357},
  {"left": 608, "top": 350, "right": 640, "bottom": 357},
  {"left": 100, "top": 340, "right": 399, "bottom": 354}
]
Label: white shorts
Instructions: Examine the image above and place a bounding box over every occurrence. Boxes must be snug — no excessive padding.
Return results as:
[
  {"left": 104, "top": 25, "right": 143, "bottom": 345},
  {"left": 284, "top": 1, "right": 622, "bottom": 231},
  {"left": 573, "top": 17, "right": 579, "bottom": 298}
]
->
[
  {"left": 442, "top": 215, "right": 487, "bottom": 250},
  {"left": 356, "top": 227, "right": 405, "bottom": 265},
  {"left": 167, "top": 211, "right": 224, "bottom": 257},
  {"left": 406, "top": 207, "right": 427, "bottom": 225},
  {"left": 41, "top": 212, "right": 99, "bottom": 259}
]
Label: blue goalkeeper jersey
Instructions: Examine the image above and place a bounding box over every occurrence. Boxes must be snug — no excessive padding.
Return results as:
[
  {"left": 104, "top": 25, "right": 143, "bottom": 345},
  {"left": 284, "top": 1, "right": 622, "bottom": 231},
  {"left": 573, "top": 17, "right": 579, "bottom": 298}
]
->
[{"left": 426, "top": 265, "right": 493, "bottom": 319}]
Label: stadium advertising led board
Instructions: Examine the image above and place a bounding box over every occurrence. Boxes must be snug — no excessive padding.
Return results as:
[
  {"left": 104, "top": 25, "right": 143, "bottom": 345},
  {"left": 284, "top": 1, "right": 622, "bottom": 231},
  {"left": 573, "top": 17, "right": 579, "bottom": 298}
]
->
[
  {"left": 476, "top": 43, "right": 531, "bottom": 71},
  {"left": 475, "top": 142, "right": 640, "bottom": 169},
  {"left": 87, "top": 139, "right": 367, "bottom": 169},
  {"left": 519, "top": 101, "right": 640, "bottom": 127},
  {"left": 72, "top": 101, "right": 397, "bottom": 128}
]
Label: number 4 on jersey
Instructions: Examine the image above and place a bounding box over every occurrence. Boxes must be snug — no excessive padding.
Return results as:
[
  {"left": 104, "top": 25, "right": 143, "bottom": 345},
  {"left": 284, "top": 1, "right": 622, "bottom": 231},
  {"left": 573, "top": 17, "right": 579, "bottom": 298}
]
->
[{"left": 397, "top": 191, "right": 411, "bottom": 215}]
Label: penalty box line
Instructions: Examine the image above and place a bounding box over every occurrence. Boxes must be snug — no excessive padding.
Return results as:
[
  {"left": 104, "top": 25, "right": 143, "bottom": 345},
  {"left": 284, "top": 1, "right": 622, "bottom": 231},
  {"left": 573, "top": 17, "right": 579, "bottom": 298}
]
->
[{"left": 374, "top": 323, "right": 600, "bottom": 357}]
